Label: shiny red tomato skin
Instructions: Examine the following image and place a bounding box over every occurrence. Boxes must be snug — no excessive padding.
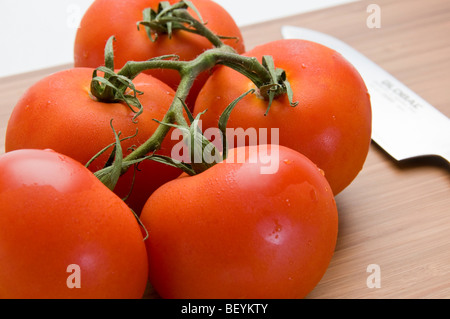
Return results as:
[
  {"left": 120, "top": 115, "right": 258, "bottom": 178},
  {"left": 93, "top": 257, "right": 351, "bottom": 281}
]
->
[
  {"left": 0, "top": 149, "right": 148, "bottom": 299},
  {"left": 194, "top": 39, "right": 372, "bottom": 195},
  {"left": 140, "top": 145, "right": 338, "bottom": 299},
  {"left": 5, "top": 67, "right": 181, "bottom": 214},
  {"left": 74, "top": 0, "right": 245, "bottom": 107}
]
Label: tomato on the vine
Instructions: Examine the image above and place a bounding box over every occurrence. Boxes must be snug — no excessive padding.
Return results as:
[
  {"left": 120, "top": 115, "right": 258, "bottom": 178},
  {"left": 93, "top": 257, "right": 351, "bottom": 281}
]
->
[
  {"left": 74, "top": 0, "right": 245, "bottom": 107},
  {"left": 5, "top": 67, "right": 181, "bottom": 214},
  {"left": 0, "top": 149, "right": 148, "bottom": 298},
  {"left": 140, "top": 145, "right": 338, "bottom": 299},
  {"left": 194, "top": 39, "right": 372, "bottom": 195}
]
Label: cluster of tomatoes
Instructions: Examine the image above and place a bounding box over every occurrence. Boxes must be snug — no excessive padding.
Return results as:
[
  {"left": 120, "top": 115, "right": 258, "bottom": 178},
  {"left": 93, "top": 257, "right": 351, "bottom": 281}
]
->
[{"left": 0, "top": 0, "right": 371, "bottom": 299}]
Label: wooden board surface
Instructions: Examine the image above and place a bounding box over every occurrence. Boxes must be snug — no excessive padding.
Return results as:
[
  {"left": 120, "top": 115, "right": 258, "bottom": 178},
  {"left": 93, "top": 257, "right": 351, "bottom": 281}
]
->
[{"left": 1, "top": 0, "right": 449, "bottom": 299}]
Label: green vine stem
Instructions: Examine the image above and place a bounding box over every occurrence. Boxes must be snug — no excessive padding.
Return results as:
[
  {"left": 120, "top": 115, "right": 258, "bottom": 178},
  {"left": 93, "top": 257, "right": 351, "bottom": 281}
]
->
[
  {"left": 90, "top": 1, "right": 298, "bottom": 188},
  {"left": 117, "top": 45, "right": 294, "bottom": 164}
]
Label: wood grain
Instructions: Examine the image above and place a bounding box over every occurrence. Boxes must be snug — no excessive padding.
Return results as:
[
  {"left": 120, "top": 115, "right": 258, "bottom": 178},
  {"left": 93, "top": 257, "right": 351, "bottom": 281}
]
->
[{"left": 0, "top": 0, "right": 449, "bottom": 298}]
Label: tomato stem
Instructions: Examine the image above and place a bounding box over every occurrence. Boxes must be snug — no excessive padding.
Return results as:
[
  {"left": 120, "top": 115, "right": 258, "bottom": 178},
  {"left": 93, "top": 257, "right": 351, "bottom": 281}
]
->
[
  {"left": 91, "top": 1, "right": 298, "bottom": 182},
  {"left": 119, "top": 46, "right": 296, "bottom": 175},
  {"left": 120, "top": 48, "right": 225, "bottom": 169}
]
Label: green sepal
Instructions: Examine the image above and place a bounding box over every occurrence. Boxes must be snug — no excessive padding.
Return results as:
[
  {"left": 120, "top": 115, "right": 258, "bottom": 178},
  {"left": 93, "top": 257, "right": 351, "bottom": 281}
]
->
[
  {"left": 260, "top": 55, "right": 299, "bottom": 116},
  {"left": 146, "top": 154, "right": 196, "bottom": 176},
  {"left": 137, "top": 8, "right": 157, "bottom": 41},
  {"left": 153, "top": 110, "right": 221, "bottom": 175},
  {"left": 85, "top": 128, "right": 138, "bottom": 169},
  {"left": 181, "top": 1, "right": 204, "bottom": 24},
  {"left": 130, "top": 207, "right": 149, "bottom": 241},
  {"left": 137, "top": 0, "right": 205, "bottom": 42},
  {"left": 90, "top": 36, "right": 145, "bottom": 123},
  {"left": 218, "top": 89, "right": 255, "bottom": 160},
  {"left": 180, "top": 97, "right": 195, "bottom": 124},
  {"left": 189, "top": 111, "right": 221, "bottom": 173},
  {"left": 91, "top": 124, "right": 162, "bottom": 192},
  {"left": 94, "top": 120, "right": 124, "bottom": 191}
]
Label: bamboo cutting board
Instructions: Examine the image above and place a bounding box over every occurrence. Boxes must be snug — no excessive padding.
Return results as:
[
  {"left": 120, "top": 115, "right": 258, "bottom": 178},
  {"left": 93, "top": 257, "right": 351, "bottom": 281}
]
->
[{"left": 1, "top": 0, "right": 449, "bottom": 299}]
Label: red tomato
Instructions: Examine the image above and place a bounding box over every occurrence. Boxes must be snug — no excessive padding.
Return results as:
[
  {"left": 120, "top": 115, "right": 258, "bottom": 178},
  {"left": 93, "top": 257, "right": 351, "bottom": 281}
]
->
[
  {"left": 5, "top": 67, "right": 181, "bottom": 214},
  {"left": 140, "top": 145, "right": 338, "bottom": 299},
  {"left": 194, "top": 39, "right": 372, "bottom": 195},
  {"left": 74, "top": 0, "right": 245, "bottom": 107},
  {"left": 0, "top": 149, "right": 148, "bottom": 298}
]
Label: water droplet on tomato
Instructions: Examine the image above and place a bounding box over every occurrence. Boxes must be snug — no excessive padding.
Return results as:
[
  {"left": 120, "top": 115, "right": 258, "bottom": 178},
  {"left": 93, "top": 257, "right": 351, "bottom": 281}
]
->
[
  {"left": 283, "top": 159, "right": 291, "bottom": 165},
  {"left": 57, "top": 155, "right": 70, "bottom": 164},
  {"left": 273, "top": 221, "right": 282, "bottom": 233},
  {"left": 310, "top": 189, "right": 318, "bottom": 202}
]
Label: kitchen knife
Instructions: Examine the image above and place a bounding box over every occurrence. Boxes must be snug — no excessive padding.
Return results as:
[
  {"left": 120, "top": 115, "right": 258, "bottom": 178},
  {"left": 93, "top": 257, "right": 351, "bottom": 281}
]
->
[{"left": 281, "top": 25, "right": 450, "bottom": 163}]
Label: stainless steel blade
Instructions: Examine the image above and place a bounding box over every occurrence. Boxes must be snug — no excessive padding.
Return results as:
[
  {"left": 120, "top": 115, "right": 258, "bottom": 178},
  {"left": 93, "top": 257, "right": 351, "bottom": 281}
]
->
[{"left": 281, "top": 25, "right": 450, "bottom": 163}]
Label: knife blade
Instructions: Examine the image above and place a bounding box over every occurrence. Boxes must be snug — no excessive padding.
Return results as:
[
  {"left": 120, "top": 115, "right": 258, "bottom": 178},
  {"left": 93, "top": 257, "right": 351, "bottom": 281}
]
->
[{"left": 281, "top": 25, "right": 450, "bottom": 163}]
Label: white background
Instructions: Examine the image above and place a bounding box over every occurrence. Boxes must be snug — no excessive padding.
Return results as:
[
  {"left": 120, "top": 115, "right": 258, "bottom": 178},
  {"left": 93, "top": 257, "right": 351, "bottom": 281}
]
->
[{"left": 0, "top": 0, "right": 358, "bottom": 78}]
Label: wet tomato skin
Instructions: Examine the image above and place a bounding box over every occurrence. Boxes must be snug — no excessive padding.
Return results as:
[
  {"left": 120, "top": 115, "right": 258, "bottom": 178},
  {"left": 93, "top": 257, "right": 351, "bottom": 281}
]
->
[
  {"left": 0, "top": 149, "right": 148, "bottom": 299},
  {"left": 140, "top": 145, "right": 338, "bottom": 299},
  {"left": 194, "top": 39, "right": 372, "bottom": 195},
  {"left": 5, "top": 67, "right": 182, "bottom": 214},
  {"left": 74, "top": 0, "right": 245, "bottom": 107}
]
